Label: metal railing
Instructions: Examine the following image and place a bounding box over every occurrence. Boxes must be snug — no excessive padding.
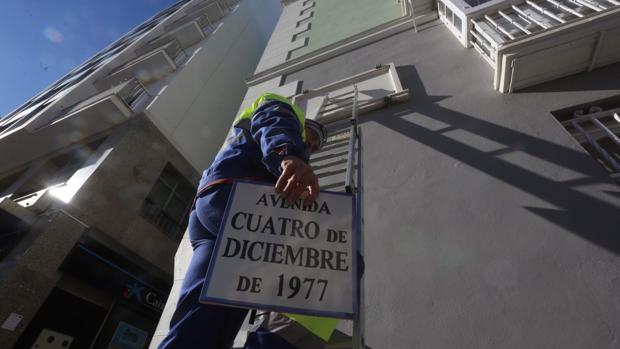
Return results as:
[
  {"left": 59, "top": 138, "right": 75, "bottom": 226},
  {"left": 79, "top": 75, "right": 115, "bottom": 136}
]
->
[
  {"left": 117, "top": 78, "right": 152, "bottom": 108},
  {"left": 567, "top": 109, "right": 620, "bottom": 179},
  {"left": 170, "top": 0, "right": 240, "bottom": 33},
  {"left": 470, "top": 0, "right": 619, "bottom": 64},
  {"left": 42, "top": 78, "right": 150, "bottom": 127},
  {"left": 0, "top": 101, "right": 51, "bottom": 137}
]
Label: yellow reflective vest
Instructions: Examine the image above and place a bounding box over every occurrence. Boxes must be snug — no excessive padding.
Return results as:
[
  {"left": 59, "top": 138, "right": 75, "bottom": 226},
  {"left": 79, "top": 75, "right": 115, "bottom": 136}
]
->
[{"left": 234, "top": 92, "right": 307, "bottom": 141}]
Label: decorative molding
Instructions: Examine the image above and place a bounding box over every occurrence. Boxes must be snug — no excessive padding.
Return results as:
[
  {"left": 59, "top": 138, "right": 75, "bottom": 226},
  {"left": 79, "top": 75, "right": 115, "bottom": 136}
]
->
[{"left": 246, "top": 3, "right": 437, "bottom": 86}]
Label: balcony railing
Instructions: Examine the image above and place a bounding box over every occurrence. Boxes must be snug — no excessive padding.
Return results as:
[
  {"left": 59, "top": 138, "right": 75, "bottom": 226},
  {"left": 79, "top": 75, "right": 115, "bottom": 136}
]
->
[
  {"left": 92, "top": 0, "right": 240, "bottom": 97},
  {"left": 161, "top": 0, "right": 239, "bottom": 39},
  {"left": 94, "top": 40, "right": 186, "bottom": 91},
  {"left": 167, "top": 1, "right": 226, "bottom": 31},
  {"left": 0, "top": 100, "right": 52, "bottom": 137},
  {"left": 437, "top": 0, "right": 620, "bottom": 92},
  {"left": 471, "top": 0, "right": 619, "bottom": 64},
  {"left": 559, "top": 106, "right": 620, "bottom": 180},
  {"left": 45, "top": 78, "right": 149, "bottom": 128}
]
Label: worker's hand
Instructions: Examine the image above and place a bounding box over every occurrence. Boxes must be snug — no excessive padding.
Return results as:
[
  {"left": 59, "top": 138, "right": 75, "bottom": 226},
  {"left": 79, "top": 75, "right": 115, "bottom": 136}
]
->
[{"left": 276, "top": 156, "right": 319, "bottom": 206}]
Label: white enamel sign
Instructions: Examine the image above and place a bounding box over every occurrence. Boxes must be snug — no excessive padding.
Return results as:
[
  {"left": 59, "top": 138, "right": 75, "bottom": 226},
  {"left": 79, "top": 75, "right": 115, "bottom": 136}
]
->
[{"left": 200, "top": 181, "right": 356, "bottom": 318}]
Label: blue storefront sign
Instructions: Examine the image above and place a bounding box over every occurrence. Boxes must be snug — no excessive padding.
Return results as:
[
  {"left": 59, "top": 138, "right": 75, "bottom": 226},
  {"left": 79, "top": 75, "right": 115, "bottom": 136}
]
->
[
  {"left": 107, "top": 321, "right": 148, "bottom": 349},
  {"left": 122, "top": 282, "right": 166, "bottom": 313}
]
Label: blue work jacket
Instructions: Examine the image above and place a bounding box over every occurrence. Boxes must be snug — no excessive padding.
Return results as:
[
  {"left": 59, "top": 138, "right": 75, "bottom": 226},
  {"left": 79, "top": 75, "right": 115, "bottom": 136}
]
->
[{"left": 196, "top": 99, "right": 309, "bottom": 198}]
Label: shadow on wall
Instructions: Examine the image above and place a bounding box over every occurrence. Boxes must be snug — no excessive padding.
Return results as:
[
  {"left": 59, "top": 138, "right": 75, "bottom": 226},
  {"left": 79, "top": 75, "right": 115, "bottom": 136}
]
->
[
  {"left": 327, "top": 330, "right": 375, "bottom": 349},
  {"left": 365, "top": 65, "right": 620, "bottom": 256},
  {"left": 518, "top": 62, "right": 620, "bottom": 93}
]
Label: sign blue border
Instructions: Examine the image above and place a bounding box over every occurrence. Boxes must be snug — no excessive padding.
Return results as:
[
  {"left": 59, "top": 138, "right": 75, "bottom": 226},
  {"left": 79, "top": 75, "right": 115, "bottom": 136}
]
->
[{"left": 199, "top": 179, "right": 358, "bottom": 319}]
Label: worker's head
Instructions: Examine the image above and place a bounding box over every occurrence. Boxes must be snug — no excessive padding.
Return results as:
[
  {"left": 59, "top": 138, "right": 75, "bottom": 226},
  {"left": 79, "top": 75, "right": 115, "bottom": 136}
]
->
[{"left": 304, "top": 119, "right": 326, "bottom": 153}]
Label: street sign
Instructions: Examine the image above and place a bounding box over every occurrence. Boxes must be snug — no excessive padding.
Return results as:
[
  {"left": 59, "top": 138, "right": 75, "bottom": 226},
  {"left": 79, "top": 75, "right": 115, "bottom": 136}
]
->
[{"left": 200, "top": 180, "right": 357, "bottom": 319}]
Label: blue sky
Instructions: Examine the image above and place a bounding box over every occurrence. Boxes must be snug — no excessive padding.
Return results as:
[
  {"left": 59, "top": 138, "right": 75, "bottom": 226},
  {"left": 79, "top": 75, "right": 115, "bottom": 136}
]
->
[{"left": 0, "top": 0, "right": 178, "bottom": 117}]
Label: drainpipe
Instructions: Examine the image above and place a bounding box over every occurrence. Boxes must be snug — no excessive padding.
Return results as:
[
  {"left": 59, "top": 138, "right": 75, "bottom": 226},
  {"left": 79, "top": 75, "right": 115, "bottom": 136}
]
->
[
  {"left": 408, "top": 0, "right": 419, "bottom": 32},
  {"left": 508, "top": 58, "right": 518, "bottom": 93}
]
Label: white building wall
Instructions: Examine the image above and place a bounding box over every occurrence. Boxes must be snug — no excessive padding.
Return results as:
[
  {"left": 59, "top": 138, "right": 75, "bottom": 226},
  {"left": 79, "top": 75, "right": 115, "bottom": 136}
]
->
[
  {"left": 144, "top": 0, "right": 282, "bottom": 172},
  {"left": 148, "top": 2, "right": 282, "bottom": 347}
]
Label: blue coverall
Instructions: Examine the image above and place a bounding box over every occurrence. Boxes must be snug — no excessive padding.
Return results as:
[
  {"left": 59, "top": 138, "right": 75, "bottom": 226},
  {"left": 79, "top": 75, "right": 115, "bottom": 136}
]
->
[{"left": 158, "top": 99, "right": 309, "bottom": 349}]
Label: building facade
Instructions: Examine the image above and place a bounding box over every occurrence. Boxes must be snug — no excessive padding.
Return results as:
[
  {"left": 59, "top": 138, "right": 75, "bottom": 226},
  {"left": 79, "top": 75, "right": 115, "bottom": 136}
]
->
[
  {"left": 2, "top": 0, "right": 619, "bottom": 348},
  {"left": 0, "top": 0, "right": 280, "bottom": 348},
  {"left": 154, "top": 0, "right": 620, "bottom": 348}
]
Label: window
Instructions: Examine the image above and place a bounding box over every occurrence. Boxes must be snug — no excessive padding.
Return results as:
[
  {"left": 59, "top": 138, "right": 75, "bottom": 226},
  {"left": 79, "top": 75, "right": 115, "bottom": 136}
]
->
[
  {"left": 453, "top": 14, "right": 462, "bottom": 32},
  {"left": 445, "top": 6, "right": 454, "bottom": 25},
  {"left": 551, "top": 96, "right": 620, "bottom": 182},
  {"left": 437, "top": 0, "right": 464, "bottom": 38},
  {"left": 141, "top": 163, "right": 195, "bottom": 240},
  {"left": 0, "top": 210, "right": 29, "bottom": 261}
]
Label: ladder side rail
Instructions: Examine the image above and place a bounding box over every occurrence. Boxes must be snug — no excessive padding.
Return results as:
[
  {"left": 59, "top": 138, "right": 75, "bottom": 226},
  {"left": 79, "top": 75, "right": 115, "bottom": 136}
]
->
[
  {"left": 352, "top": 127, "right": 365, "bottom": 349},
  {"left": 345, "top": 86, "right": 359, "bottom": 194}
]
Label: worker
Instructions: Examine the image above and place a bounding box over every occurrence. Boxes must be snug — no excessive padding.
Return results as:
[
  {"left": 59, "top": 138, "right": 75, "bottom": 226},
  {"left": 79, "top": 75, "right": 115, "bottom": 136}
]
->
[{"left": 158, "top": 93, "right": 333, "bottom": 349}]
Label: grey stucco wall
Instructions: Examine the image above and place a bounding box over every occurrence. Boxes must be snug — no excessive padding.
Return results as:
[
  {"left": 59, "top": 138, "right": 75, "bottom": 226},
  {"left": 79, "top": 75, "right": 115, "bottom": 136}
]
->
[
  {"left": 0, "top": 115, "right": 201, "bottom": 347},
  {"left": 144, "top": 0, "right": 282, "bottom": 173},
  {"left": 0, "top": 213, "right": 86, "bottom": 349},
  {"left": 286, "top": 21, "right": 620, "bottom": 349},
  {"left": 66, "top": 116, "right": 200, "bottom": 277}
]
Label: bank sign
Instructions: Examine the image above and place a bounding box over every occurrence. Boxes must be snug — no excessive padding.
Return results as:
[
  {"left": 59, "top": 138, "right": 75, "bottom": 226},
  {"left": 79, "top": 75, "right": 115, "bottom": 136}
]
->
[
  {"left": 200, "top": 181, "right": 357, "bottom": 319},
  {"left": 122, "top": 282, "right": 166, "bottom": 313}
]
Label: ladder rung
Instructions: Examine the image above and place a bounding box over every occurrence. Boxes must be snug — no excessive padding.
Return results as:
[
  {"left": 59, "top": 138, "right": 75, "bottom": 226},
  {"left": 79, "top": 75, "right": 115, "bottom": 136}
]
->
[
  {"left": 319, "top": 143, "right": 350, "bottom": 154},
  {"left": 317, "top": 167, "right": 347, "bottom": 179},
  {"left": 311, "top": 157, "right": 348, "bottom": 171},
  {"left": 326, "top": 90, "right": 355, "bottom": 100},
  {"left": 320, "top": 181, "right": 347, "bottom": 191},
  {"left": 322, "top": 99, "right": 356, "bottom": 114},
  {"left": 313, "top": 141, "right": 351, "bottom": 154},
  {"left": 311, "top": 157, "right": 349, "bottom": 174},
  {"left": 310, "top": 150, "right": 350, "bottom": 162}
]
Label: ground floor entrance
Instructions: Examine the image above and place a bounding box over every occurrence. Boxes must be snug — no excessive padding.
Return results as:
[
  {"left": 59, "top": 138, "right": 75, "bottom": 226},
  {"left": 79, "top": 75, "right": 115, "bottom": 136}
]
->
[{"left": 12, "top": 232, "right": 171, "bottom": 349}]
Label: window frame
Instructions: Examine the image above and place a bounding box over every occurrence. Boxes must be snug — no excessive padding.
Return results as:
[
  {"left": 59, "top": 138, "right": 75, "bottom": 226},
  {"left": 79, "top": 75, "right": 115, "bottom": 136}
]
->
[{"left": 141, "top": 163, "right": 195, "bottom": 240}]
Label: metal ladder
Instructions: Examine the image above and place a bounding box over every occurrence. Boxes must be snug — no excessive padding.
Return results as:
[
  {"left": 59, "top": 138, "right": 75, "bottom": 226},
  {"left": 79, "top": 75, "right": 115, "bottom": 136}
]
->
[
  {"left": 309, "top": 86, "right": 366, "bottom": 349},
  {"left": 310, "top": 88, "right": 363, "bottom": 192},
  {"left": 234, "top": 88, "right": 366, "bottom": 349}
]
